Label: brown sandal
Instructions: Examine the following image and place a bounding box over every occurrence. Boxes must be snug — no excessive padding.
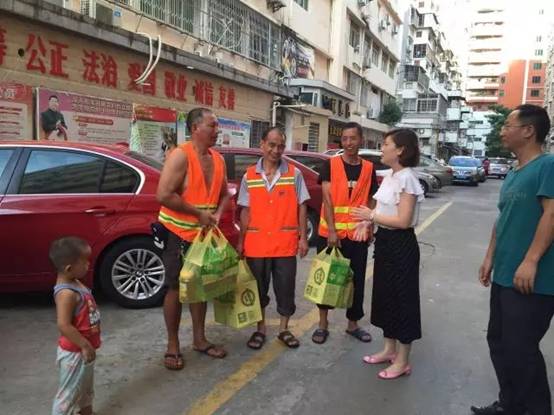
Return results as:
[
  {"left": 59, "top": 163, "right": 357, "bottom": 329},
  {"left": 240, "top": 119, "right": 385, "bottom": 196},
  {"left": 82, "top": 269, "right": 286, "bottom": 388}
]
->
[
  {"left": 164, "top": 353, "right": 184, "bottom": 370},
  {"left": 247, "top": 331, "right": 266, "bottom": 350},
  {"left": 277, "top": 330, "right": 300, "bottom": 348},
  {"left": 193, "top": 344, "right": 227, "bottom": 359}
]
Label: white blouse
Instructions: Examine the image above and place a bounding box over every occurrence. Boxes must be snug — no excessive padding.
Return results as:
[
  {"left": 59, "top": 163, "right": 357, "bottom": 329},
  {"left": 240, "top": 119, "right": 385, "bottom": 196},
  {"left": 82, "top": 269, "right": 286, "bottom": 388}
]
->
[{"left": 373, "top": 168, "right": 425, "bottom": 228}]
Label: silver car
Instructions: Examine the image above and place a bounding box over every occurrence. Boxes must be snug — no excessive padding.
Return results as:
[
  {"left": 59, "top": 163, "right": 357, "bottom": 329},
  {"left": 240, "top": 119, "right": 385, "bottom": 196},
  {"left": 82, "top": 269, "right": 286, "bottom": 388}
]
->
[
  {"left": 449, "top": 156, "right": 481, "bottom": 186},
  {"left": 488, "top": 157, "right": 511, "bottom": 179},
  {"left": 415, "top": 156, "right": 453, "bottom": 187}
]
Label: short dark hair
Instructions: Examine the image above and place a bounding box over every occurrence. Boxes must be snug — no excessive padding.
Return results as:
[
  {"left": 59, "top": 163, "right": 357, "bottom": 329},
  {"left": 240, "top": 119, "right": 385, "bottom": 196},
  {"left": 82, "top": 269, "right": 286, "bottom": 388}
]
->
[
  {"left": 514, "top": 104, "right": 551, "bottom": 144},
  {"left": 49, "top": 237, "right": 90, "bottom": 273},
  {"left": 261, "top": 126, "right": 286, "bottom": 141},
  {"left": 186, "top": 107, "right": 212, "bottom": 132},
  {"left": 385, "top": 128, "right": 420, "bottom": 167},
  {"left": 48, "top": 95, "right": 59, "bottom": 101},
  {"left": 342, "top": 122, "right": 363, "bottom": 139}
]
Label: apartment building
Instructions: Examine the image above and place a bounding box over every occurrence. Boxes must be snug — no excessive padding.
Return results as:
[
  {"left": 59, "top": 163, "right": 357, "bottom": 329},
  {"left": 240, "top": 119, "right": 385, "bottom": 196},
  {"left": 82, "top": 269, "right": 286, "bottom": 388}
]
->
[{"left": 396, "top": 1, "right": 463, "bottom": 156}]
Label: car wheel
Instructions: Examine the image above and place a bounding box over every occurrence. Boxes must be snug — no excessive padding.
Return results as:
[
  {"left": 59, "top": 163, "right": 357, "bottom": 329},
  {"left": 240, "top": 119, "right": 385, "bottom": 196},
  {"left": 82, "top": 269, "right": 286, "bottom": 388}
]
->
[
  {"left": 307, "top": 210, "right": 319, "bottom": 246},
  {"left": 99, "top": 237, "right": 166, "bottom": 308},
  {"left": 419, "top": 179, "right": 429, "bottom": 196},
  {"left": 471, "top": 180, "right": 479, "bottom": 187}
]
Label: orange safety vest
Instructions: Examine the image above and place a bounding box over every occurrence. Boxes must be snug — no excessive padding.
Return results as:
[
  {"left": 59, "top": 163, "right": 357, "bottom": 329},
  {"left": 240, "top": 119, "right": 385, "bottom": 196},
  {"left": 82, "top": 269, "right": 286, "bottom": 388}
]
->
[
  {"left": 158, "top": 142, "right": 224, "bottom": 242},
  {"left": 243, "top": 163, "right": 299, "bottom": 258},
  {"left": 318, "top": 155, "right": 373, "bottom": 241}
]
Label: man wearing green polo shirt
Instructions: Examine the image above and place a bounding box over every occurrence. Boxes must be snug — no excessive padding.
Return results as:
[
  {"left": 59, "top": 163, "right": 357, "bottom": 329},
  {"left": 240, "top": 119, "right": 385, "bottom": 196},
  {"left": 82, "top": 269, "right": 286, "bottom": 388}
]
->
[{"left": 471, "top": 105, "right": 554, "bottom": 415}]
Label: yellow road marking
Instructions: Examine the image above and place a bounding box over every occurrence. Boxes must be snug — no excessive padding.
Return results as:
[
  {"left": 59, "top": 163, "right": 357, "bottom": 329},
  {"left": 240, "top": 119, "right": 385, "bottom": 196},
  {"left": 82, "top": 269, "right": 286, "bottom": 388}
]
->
[{"left": 184, "top": 201, "right": 453, "bottom": 415}]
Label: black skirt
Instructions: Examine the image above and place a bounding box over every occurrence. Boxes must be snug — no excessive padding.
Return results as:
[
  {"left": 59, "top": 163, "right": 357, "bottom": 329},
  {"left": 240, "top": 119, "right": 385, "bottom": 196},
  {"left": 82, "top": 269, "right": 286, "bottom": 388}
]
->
[{"left": 371, "top": 227, "right": 421, "bottom": 344}]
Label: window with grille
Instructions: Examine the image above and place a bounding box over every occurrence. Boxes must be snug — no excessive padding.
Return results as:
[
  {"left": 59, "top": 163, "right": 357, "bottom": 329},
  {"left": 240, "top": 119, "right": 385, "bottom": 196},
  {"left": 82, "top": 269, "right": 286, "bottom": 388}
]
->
[
  {"left": 530, "top": 89, "right": 540, "bottom": 97},
  {"left": 413, "top": 44, "right": 427, "bottom": 58},
  {"left": 308, "top": 123, "right": 320, "bottom": 152},
  {"left": 349, "top": 22, "right": 360, "bottom": 50},
  {"left": 388, "top": 61, "right": 396, "bottom": 78},
  {"left": 294, "top": 0, "right": 308, "bottom": 10},
  {"left": 347, "top": 71, "right": 362, "bottom": 96},
  {"left": 250, "top": 120, "right": 270, "bottom": 148},
  {"left": 372, "top": 45, "right": 380, "bottom": 66},
  {"left": 416, "top": 31, "right": 422, "bottom": 38},
  {"left": 532, "top": 76, "right": 541, "bottom": 84},
  {"left": 360, "top": 81, "right": 370, "bottom": 107},
  {"left": 533, "top": 63, "right": 542, "bottom": 70},
  {"left": 403, "top": 98, "right": 417, "bottom": 112},
  {"left": 381, "top": 54, "right": 389, "bottom": 73},
  {"left": 363, "top": 38, "right": 371, "bottom": 67},
  {"left": 535, "top": 49, "right": 543, "bottom": 56},
  {"left": 417, "top": 98, "right": 438, "bottom": 112}
]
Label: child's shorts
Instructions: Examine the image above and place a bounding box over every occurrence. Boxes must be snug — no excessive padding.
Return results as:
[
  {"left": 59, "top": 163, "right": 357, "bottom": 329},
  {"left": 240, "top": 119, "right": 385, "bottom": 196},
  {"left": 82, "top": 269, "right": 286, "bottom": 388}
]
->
[{"left": 52, "top": 347, "right": 95, "bottom": 415}]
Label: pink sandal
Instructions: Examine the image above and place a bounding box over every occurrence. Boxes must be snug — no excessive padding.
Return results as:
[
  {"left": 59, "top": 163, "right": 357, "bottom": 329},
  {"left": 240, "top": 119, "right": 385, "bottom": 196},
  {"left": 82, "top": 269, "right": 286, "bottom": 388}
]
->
[
  {"left": 362, "top": 353, "right": 397, "bottom": 364},
  {"left": 378, "top": 365, "right": 411, "bottom": 380}
]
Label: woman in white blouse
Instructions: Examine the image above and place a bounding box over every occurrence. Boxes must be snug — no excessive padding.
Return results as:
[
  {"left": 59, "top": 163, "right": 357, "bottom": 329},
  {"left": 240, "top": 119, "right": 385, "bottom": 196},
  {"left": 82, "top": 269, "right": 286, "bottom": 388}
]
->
[{"left": 352, "top": 129, "right": 424, "bottom": 380}]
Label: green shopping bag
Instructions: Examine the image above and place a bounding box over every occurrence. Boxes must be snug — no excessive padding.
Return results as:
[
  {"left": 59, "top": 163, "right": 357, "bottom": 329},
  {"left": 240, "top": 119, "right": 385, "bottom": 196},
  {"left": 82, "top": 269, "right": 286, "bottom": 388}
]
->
[
  {"left": 179, "top": 227, "right": 238, "bottom": 303},
  {"left": 304, "top": 247, "right": 353, "bottom": 308},
  {"left": 213, "top": 260, "right": 262, "bottom": 329}
]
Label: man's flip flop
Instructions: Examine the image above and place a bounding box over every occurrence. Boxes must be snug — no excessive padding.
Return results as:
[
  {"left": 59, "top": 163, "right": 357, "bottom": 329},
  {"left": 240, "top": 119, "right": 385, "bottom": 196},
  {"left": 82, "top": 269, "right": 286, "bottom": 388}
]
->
[
  {"left": 312, "top": 328, "right": 329, "bottom": 344},
  {"left": 247, "top": 331, "right": 266, "bottom": 350},
  {"left": 346, "top": 328, "right": 372, "bottom": 343},
  {"left": 164, "top": 353, "right": 184, "bottom": 370},
  {"left": 278, "top": 330, "right": 300, "bottom": 348},
  {"left": 193, "top": 344, "right": 227, "bottom": 359}
]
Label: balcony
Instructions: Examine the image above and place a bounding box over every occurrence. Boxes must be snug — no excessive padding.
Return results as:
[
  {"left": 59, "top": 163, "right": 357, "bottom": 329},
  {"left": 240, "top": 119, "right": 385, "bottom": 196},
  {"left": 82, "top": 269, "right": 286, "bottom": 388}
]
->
[
  {"left": 471, "top": 24, "right": 504, "bottom": 37},
  {"left": 468, "top": 52, "right": 502, "bottom": 64},
  {"left": 466, "top": 80, "right": 500, "bottom": 90},
  {"left": 467, "top": 65, "right": 502, "bottom": 77},
  {"left": 466, "top": 95, "right": 498, "bottom": 103}
]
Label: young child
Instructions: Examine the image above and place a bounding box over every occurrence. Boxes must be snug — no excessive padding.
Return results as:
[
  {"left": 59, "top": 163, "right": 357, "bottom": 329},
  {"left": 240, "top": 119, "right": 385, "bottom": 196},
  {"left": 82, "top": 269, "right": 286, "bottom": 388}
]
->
[{"left": 50, "top": 237, "right": 101, "bottom": 415}]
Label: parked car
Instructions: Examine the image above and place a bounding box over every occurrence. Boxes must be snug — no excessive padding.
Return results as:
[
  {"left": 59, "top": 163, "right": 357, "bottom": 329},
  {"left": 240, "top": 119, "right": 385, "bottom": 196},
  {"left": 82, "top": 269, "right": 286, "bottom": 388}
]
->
[
  {"left": 474, "top": 158, "right": 487, "bottom": 182},
  {"left": 448, "top": 156, "right": 481, "bottom": 186},
  {"left": 335, "top": 149, "right": 440, "bottom": 195},
  {"left": 0, "top": 141, "right": 239, "bottom": 308},
  {"left": 285, "top": 150, "right": 329, "bottom": 175},
  {"left": 215, "top": 147, "right": 322, "bottom": 245},
  {"left": 416, "top": 155, "right": 453, "bottom": 187},
  {"left": 488, "top": 157, "right": 511, "bottom": 179}
]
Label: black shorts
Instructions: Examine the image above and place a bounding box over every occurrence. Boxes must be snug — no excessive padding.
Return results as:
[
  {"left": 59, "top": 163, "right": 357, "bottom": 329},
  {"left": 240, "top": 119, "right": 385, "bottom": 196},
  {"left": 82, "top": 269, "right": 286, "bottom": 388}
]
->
[{"left": 162, "top": 232, "right": 191, "bottom": 290}]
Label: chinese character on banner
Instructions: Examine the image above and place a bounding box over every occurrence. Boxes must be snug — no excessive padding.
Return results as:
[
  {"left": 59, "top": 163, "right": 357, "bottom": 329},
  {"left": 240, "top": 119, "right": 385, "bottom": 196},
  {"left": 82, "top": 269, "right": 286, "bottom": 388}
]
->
[
  {"left": 82, "top": 50, "right": 100, "bottom": 83},
  {"left": 100, "top": 54, "right": 117, "bottom": 88},
  {"left": 205, "top": 81, "right": 213, "bottom": 106},
  {"left": 128, "top": 63, "right": 156, "bottom": 95},
  {"left": 193, "top": 80, "right": 205, "bottom": 104},
  {"left": 164, "top": 71, "right": 176, "bottom": 99},
  {"left": 49, "top": 41, "right": 69, "bottom": 78},
  {"left": 165, "top": 72, "right": 188, "bottom": 101},
  {"left": 0, "top": 27, "right": 6, "bottom": 66},
  {"left": 26, "top": 34, "right": 47, "bottom": 74},
  {"left": 176, "top": 74, "right": 187, "bottom": 101},
  {"left": 218, "top": 86, "right": 227, "bottom": 109},
  {"left": 26, "top": 34, "right": 68, "bottom": 78},
  {"left": 227, "top": 88, "right": 236, "bottom": 110}
]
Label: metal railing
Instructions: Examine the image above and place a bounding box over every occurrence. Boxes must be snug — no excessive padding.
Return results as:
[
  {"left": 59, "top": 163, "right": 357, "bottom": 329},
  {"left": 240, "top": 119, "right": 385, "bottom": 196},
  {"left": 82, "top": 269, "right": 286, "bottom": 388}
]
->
[{"left": 108, "top": 0, "right": 282, "bottom": 69}]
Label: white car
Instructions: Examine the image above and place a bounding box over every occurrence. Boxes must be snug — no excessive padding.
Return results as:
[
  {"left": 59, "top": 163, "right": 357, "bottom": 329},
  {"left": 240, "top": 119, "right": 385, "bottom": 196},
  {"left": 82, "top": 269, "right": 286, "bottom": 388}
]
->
[{"left": 335, "top": 149, "right": 440, "bottom": 195}]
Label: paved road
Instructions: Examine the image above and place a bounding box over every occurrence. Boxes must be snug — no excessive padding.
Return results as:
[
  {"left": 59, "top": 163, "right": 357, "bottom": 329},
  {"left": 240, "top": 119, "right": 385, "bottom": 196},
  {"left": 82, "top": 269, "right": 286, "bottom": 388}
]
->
[{"left": 1, "top": 180, "right": 553, "bottom": 415}]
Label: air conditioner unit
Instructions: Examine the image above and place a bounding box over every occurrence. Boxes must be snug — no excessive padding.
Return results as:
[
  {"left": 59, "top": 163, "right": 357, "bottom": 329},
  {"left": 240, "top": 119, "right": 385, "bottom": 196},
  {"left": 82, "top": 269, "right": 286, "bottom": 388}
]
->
[
  {"left": 358, "top": 0, "right": 370, "bottom": 6},
  {"left": 267, "top": 0, "right": 286, "bottom": 12},
  {"left": 82, "top": 0, "right": 120, "bottom": 26},
  {"left": 46, "top": 0, "right": 64, "bottom": 7}
]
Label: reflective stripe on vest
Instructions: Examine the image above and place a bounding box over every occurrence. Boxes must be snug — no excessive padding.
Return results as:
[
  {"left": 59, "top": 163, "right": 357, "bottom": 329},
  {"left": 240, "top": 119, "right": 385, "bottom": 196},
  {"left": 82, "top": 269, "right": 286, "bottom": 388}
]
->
[
  {"left": 157, "top": 143, "right": 224, "bottom": 242},
  {"left": 318, "top": 155, "right": 373, "bottom": 240}
]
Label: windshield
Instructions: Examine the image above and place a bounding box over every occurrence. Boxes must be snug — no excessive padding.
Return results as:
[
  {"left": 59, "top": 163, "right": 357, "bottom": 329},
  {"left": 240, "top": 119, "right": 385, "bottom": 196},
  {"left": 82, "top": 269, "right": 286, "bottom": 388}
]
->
[
  {"left": 126, "top": 151, "right": 163, "bottom": 171},
  {"left": 449, "top": 158, "right": 478, "bottom": 167},
  {"left": 490, "top": 158, "right": 508, "bottom": 165}
]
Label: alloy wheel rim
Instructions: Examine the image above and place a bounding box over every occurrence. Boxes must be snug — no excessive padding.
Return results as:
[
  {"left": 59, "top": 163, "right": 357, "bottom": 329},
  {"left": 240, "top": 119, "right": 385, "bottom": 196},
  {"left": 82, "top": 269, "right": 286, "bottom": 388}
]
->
[{"left": 111, "top": 249, "right": 165, "bottom": 300}]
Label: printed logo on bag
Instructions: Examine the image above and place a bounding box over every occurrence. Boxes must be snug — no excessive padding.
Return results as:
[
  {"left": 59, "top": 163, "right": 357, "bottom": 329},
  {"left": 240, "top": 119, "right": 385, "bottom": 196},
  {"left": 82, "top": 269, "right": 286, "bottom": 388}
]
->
[
  {"left": 314, "top": 268, "right": 325, "bottom": 285},
  {"left": 241, "top": 289, "right": 256, "bottom": 307}
]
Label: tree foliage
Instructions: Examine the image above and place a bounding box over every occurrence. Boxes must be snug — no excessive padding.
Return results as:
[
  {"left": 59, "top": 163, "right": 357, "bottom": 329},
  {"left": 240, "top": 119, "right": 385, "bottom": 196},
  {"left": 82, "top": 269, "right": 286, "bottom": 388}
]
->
[
  {"left": 485, "top": 104, "right": 512, "bottom": 157},
  {"left": 379, "top": 101, "right": 402, "bottom": 126}
]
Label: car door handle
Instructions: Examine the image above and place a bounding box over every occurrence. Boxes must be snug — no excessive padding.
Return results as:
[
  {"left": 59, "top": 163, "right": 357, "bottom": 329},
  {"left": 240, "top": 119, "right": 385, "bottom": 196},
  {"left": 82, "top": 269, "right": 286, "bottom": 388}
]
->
[{"left": 85, "top": 207, "right": 116, "bottom": 216}]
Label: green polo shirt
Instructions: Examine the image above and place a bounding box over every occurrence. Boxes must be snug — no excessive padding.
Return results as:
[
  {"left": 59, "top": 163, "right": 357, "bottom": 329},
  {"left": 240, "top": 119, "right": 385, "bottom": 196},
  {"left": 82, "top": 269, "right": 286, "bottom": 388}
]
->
[{"left": 493, "top": 153, "right": 554, "bottom": 296}]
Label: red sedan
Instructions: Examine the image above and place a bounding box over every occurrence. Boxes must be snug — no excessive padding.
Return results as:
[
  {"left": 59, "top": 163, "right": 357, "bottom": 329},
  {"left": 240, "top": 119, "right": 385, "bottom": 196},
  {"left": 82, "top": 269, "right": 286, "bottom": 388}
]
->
[{"left": 0, "top": 141, "right": 238, "bottom": 308}]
